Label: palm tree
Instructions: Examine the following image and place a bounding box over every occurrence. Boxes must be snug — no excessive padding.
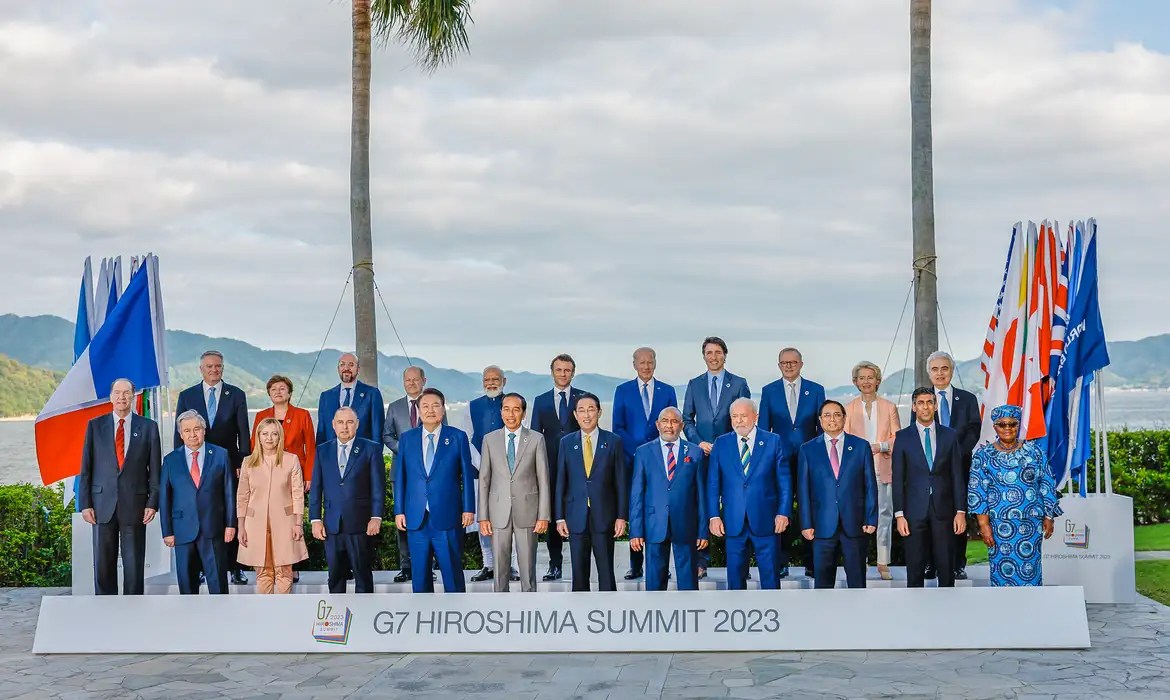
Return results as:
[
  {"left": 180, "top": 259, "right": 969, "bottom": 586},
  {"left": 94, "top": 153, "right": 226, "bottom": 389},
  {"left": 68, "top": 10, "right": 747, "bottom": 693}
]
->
[
  {"left": 350, "top": 0, "right": 473, "bottom": 384},
  {"left": 910, "top": 0, "right": 938, "bottom": 388}
]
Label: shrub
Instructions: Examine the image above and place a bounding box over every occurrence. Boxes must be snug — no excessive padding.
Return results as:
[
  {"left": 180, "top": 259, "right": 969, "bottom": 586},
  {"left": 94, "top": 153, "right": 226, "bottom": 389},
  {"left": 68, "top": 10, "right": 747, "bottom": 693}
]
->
[{"left": 0, "top": 484, "right": 72, "bottom": 586}]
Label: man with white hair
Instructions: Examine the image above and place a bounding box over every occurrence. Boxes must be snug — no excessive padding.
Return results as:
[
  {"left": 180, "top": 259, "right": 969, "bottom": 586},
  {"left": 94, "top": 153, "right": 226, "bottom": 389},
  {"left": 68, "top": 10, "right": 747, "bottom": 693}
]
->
[
  {"left": 707, "top": 397, "right": 791, "bottom": 590},
  {"left": 926, "top": 350, "right": 980, "bottom": 581},
  {"left": 463, "top": 365, "right": 519, "bottom": 583}
]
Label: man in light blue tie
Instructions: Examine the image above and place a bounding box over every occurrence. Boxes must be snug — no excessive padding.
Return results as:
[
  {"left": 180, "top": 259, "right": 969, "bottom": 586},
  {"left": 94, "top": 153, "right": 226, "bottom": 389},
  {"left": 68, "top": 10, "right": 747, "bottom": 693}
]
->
[{"left": 926, "top": 351, "right": 981, "bottom": 580}]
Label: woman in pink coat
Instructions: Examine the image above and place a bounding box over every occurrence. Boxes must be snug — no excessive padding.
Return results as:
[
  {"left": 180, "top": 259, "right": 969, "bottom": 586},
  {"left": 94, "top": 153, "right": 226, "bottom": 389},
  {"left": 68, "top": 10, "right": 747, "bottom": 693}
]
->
[
  {"left": 844, "top": 361, "right": 900, "bottom": 580},
  {"left": 237, "top": 418, "right": 309, "bottom": 593}
]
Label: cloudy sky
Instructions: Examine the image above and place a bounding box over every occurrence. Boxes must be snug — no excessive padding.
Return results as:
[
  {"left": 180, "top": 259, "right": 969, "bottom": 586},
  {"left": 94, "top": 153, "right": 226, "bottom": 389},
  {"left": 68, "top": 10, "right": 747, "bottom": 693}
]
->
[{"left": 1, "top": 0, "right": 1167, "bottom": 391}]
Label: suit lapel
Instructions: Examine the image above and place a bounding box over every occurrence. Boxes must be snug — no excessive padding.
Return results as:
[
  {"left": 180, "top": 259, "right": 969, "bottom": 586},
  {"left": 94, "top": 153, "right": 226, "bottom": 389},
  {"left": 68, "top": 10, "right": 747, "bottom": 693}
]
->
[
  {"left": 592, "top": 432, "right": 610, "bottom": 478},
  {"left": 514, "top": 427, "right": 532, "bottom": 469},
  {"left": 716, "top": 374, "right": 736, "bottom": 416}
]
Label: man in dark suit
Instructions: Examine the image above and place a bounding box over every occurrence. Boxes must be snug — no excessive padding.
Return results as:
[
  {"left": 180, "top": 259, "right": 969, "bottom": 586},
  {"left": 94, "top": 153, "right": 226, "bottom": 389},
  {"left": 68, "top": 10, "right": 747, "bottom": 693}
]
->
[
  {"left": 174, "top": 350, "right": 250, "bottom": 585},
  {"left": 393, "top": 388, "right": 477, "bottom": 593},
  {"left": 798, "top": 400, "right": 878, "bottom": 589},
  {"left": 629, "top": 407, "right": 708, "bottom": 591},
  {"left": 681, "top": 336, "right": 750, "bottom": 578},
  {"left": 892, "top": 387, "right": 968, "bottom": 588},
  {"left": 310, "top": 406, "right": 387, "bottom": 593},
  {"left": 707, "top": 398, "right": 790, "bottom": 590},
  {"left": 381, "top": 365, "right": 438, "bottom": 582},
  {"left": 79, "top": 378, "right": 162, "bottom": 595},
  {"left": 529, "top": 353, "right": 584, "bottom": 581},
  {"left": 926, "top": 351, "right": 980, "bottom": 580},
  {"left": 160, "top": 410, "right": 237, "bottom": 594},
  {"left": 612, "top": 346, "right": 678, "bottom": 580},
  {"left": 318, "top": 352, "right": 385, "bottom": 445},
  {"left": 759, "top": 347, "right": 825, "bottom": 579},
  {"left": 554, "top": 393, "right": 628, "bottom": 592}
]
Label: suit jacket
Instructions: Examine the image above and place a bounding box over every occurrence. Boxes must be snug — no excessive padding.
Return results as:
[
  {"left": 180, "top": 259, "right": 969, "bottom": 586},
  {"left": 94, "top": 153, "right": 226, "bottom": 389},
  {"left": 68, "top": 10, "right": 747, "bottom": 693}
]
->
[
  {"left": 555, "top": 429, "right": 628, "bottom": 534},
  {"left": 252, "top": 405, "right": 316, "bottom": 482},
  {"left": 758, "top": 377, "right": 826, "bottom": 460},
  {"left": 891, "top": 423, "right": 967, "bottom": 522},
  {"left": 797, "top": 433, "right": 878, "bottom": 538},
  {"left": 309, "top": 437, "right": 386, "bottom": 535},
  {"left": 79, "top": 413, "right": 162, "bottom": 525},
  {"left": 478, "top": 427, "right": 550, "bottom": 529},
  {"left": 530, "top": 386, "right": 584, "bottom": 480},
  {"left": 682, "top": 371, "right": 751, "bottom": 444},
  {"left": 629, "top": 439, "right": 707, "bottom": 544},
  {"left": 174, "top": 382, "right": 250, "bottom": 469},
  {"left": 706, "top": 429, "right": 791, "bottom": 537},
  {"left": 935, "top": 387, "right": 980, "bottom": 465},
  {"left": 392, "top": 425, "right": 476, "bottom": 530},
  {"left": 159, "top": 443, "right": 237, "bottom": 545},
  {"left": 382, "top": 395, "right": 446, "bottom": 456},
  {"left": 843, "top": 396, "right": 901, "bottom": 483},
  {"left": 317, "top": 381, "right": 385, "bottom": 446},
  {"left": 236, "top": 452, "right": 309, "bottom": 567},
  {"left": 612, "top": 379, "right": 678, "bottom": 461}
]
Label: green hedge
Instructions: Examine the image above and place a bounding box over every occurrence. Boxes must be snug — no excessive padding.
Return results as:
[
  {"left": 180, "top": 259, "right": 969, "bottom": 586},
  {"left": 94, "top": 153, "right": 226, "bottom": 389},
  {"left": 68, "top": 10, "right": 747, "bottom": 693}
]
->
[{"left": 4, "top": 431, "right": 1169, "bottom": 585}]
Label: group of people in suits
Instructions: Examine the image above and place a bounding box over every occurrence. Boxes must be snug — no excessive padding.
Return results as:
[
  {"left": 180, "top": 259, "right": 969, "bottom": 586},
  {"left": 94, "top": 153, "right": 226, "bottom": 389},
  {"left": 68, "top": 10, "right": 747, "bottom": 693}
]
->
[{"left": 78, "top": 338, "right": 983, "bottom": 596}]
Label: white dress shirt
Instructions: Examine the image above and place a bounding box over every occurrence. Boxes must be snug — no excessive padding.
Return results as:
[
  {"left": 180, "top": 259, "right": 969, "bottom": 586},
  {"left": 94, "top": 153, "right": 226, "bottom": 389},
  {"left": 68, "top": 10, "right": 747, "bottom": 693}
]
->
[
  {"left": 640, "top": 379, "right": 656, "bottom": 414},
  {"left": 824, "top": 431, "right": 845, "bottom": 464},
  {"left": 339, "top": 382, "right": 358, "bottom": 406},
  {"left": 934, "top": 386, "right": 953, "bottom": 420},
  {"left": 337, "top": 439, "right": 355, "bottom": 475},
  {"left": 553, "top": 385, "right": 574, "bottom": 421},
  {"left": 659, "top": 437, "right": 680, "bottom": 476},
  {"left": 202, "top": 381, "right": 223, "bottom": 417},
  {"left": 183, "top": 444, "right": 206, "bottom": 474},
  {"left": 706, "top": 370, "right": 725, "bottom": 407},
  {"left": 421, "top": 426, "right": 441, "bottom": 467}
]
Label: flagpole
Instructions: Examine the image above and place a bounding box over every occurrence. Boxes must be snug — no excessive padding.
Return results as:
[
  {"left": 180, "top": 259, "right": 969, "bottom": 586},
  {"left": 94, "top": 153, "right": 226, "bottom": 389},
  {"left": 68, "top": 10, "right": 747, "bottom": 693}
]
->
[{"left": 1096, "top": 370, "right": 1113, "bottom": 495}]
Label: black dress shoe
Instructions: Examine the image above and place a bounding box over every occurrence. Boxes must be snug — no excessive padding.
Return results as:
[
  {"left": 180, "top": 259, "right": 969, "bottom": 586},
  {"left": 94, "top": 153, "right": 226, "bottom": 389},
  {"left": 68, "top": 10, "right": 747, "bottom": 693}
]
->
[
  {"left": 804, "top": 567, "right": 814, "bottom": 578},
  {"left": 199, "top": 572, "right": 206, "bottom": 585},
  {"left": 394, "top": 569, "right": 411, "bottom": 583},
  {"left": 624, "top": 569, "right": 643, "bottom": 580},
  {"left": 471, "top": 567, "right": 493, "bottom": 582},
  {"left": 954, "top": 568, "right": 968, "bottom": 581},
  {"left": 510, "top": 570, "right": 520, "bottom": 582},
  {"left": 697, "top": 568, "right": 707, "bottom": 580},
  {"left": 542, "top": 565, "right": 562, "bottom": 581},
  {"left": 293, "top": 572, "right": 300, "bottom": 583},
  {"left": 924, "top": 567, "right": 937, "bottom": 580},
  {"left": 433, "top": 560, "right": 441, "bottom": 571},
  {"left": 778, "top": 566, "right": 790, "bottom": 579},
  {"left": 231, "top": 571, "right": 248, "bottom": 586}
]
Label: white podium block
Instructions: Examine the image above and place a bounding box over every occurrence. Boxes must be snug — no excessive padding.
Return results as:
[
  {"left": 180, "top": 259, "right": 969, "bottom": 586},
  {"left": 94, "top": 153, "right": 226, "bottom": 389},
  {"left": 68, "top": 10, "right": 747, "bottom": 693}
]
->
[
  {"left": 71, "top": 512, "right": 171, "bottom": 595},
  {"left": 1043, "top": 494, "right": 1136, "bottom": 604}
]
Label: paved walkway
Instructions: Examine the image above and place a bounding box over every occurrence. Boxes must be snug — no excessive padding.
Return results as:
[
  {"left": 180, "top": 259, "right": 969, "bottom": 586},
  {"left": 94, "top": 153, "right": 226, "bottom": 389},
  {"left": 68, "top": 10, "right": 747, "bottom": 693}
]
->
[
  {"left": 1135, "top": 551, "right": 1170, "bottom": 561},
  {"left": 3, "top": 588, "right": 1170, "bottom": 699}
]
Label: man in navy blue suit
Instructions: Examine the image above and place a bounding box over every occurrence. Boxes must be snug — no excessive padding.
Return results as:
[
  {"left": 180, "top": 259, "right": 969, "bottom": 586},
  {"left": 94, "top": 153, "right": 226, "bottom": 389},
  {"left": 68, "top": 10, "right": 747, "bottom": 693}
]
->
[
  {"left": 160, "top": 410, "right": 237, "bottom": 595},
  {"left": 926, "top": 351, "right": 981, "bottom": 581},
  {"left": 393, "top": 388, "right": 477, "bottom": 593},
  {"left": 612, "top": 346, "right": 678, "bottom": 580},
  {"left": 317, "top": 353, "right": 385, "bottom": 446},
  {"left": 681, "top": 336, "right": 750, "bottom": 578},
  {"left": 629, "top": 407, "right": 707, "bottom": 591},
  {"left": 530, "top": 353, "right": 584, "bottom": 581},
  {"left": 310, "top": 406, "right": 386, "bottom": 593},
  {"left": 554, "top": 393, "right": 628, "bottom": 592},
  {"left": 758, "top": 347, "right": 825, "bottom": 579},
  {"left": 798, "top": 400, "right": 878, "bottom": 589},
  {"left": 707, "top": 398, "right": 791, "bottom": 590},
  {"left": 892, "top": 387, "right": 968, "bottom": 588},
  {"left": 173, "top": 350, "right": 250, "bottom": 585}
]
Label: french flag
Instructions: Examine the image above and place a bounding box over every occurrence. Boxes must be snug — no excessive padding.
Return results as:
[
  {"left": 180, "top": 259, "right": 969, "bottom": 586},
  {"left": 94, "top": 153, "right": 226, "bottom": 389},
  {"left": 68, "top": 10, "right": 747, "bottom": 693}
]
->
[{"left": 36, "top": 256, "right": 168, "bottom": 486}]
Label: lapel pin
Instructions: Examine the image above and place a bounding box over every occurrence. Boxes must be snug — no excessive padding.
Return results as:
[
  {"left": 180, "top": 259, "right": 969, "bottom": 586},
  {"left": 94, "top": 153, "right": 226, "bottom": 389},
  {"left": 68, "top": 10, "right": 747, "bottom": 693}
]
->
[
  {"left": 444, "top": 438, "right": 450, "bottom": 445},
  {"left": 360, "top": 393, "right": 365, "bottom": 399},
  {"left": 574, "top": 445, "right": 579, "bottom": 451},
  {"left": 758, "top": 441, "right": 764, "bottom": 447},
  {"left": 725, "top": 382, "right": 731, "bottom": 389},
  {"left": 223, "top": 390, "right": 230, "bottom": 397},
  {"left": 804, "top": 390, "right": 809, "bottom": 396},
  {"left": 848, "top": 446, "right": 854, "bottom": 452},
  {"left": 353, "top": 446, "right": 360, "bottom": 454}
]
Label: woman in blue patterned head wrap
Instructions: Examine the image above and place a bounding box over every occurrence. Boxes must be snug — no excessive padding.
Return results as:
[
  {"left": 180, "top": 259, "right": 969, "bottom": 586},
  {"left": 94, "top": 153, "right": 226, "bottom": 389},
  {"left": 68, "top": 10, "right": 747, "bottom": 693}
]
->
[{"left": 967, "top": 405, "right": 1063, "bottom": 586}]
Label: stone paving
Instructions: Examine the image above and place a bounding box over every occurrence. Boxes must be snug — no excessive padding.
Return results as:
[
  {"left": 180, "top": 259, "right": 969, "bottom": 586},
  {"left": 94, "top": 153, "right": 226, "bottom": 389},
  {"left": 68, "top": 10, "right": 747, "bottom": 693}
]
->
[{"left": 3, "top": 587, "right": 1170, "bottom": 700}]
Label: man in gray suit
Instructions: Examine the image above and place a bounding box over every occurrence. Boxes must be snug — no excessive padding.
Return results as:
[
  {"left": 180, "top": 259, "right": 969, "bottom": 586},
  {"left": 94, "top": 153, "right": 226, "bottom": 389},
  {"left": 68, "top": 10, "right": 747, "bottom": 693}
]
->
[
  {"left": 478, "top": 393, "right": 551, "bottom": 592},
  {"left": 79, "top": 378, "right": 162, "bottom": 595}
]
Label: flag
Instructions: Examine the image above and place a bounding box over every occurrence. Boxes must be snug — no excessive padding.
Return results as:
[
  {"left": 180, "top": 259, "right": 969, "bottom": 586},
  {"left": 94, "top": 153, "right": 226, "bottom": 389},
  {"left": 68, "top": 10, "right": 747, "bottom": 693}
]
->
[
  {"left": 980, "top": 223, "right": 1030, "bottom": 443},
  {"left": 36, "top": 256, "right": 167, "bottom": 486},
  {"left": 72, "top": 257, "right": 95, "bottom": 364},
  {"left": 1047, "top": 219, "right": 1110, "bottom": 489}
]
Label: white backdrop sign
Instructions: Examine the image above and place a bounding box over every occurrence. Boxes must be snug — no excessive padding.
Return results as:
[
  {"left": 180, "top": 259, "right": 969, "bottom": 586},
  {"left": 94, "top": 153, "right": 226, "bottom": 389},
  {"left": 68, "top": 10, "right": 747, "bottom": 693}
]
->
[
  {"left": 70, "top": 512, "right": 171, "bottom": 595},
  {"left": 34, "top": 587, "right": 1090, "bottom": 654},
  {"left": 1043, "top": 493, "right": 1136, "bottom": 604}
]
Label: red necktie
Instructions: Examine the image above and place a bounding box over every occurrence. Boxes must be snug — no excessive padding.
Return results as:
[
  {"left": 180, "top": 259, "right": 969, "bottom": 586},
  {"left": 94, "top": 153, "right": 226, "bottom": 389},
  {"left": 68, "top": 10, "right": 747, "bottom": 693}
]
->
[
  {"left": 115, "top": 418, "right": 126, "bottom": 470},
  {"left": 190, "top": 450, "right": 201, "bottom": 488},
  {"left": 410, "top": 399, "right": 419, "bottom": 428},
  {"left": 829, "top": 437, "right": 841, "bottom": 479}
]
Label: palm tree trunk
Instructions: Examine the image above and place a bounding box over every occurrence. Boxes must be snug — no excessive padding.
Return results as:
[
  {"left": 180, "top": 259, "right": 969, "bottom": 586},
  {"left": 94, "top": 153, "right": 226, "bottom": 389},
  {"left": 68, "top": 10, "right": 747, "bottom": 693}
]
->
[
  {"left": 350, "top": 0, "right": 378, "bottom": 385},
  {"left": 910, "top": 0, "right": 938, "bottom": 388}
]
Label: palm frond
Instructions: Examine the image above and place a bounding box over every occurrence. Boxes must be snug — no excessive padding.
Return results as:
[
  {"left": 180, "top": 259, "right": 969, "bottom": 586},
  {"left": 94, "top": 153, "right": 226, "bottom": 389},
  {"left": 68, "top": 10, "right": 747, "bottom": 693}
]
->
[{"left": 370, "top": 0, "right": 473, "bottom": 73}]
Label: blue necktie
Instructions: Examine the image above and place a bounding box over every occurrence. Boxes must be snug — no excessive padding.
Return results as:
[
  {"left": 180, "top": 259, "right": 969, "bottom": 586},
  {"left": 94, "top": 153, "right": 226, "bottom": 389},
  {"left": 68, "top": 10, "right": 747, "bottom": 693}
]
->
[
  {"left": 558, "top": 391, "right": 569, "bottom": 426},
  {"left": 206, "top": 387, "right": 217, "bottom": 428},
  {"left": 709, "top": 375, "right": 720, "bottom": 413},
  {"left": 924, "top": 427, "right": 934, "bottom": 471},
  {"left": 425, "top": 433, "right": 436, "bottom": 475},
  {"left": 641, "top": 383, "right": 651, "bottom": 419},
  {"left": 343, "top": 387, "right": 353, "bottom": 408},
  {"left": 740, "top": 437, "right": 751, "bottom": 475},
  {"left": 938, "top": 390, "right": 950, "bottom": 427},
  {"left": 507, "top": 433, "right": 517, "bottom": 474}
]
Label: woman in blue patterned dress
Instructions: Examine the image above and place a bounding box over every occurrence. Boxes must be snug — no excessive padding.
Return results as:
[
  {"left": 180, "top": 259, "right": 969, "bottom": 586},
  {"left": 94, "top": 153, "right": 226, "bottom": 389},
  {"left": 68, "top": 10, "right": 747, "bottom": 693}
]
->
[{"left": 967, "top": 405, "right": 1063, "bottom": 586}]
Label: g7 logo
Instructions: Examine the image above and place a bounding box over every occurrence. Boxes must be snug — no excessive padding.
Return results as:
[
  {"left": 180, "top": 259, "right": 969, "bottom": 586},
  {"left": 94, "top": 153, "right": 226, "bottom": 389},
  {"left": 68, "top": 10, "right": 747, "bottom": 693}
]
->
[{"left": 317, "top": 600, "right": 333, "bottom": 620}]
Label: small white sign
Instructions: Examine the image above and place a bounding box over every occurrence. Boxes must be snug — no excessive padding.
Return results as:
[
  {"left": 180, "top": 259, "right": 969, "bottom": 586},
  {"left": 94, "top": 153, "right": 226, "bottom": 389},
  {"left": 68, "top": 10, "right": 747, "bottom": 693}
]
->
[{"left": 1044, "top": 493, "right": 1136, "bottom": 604}]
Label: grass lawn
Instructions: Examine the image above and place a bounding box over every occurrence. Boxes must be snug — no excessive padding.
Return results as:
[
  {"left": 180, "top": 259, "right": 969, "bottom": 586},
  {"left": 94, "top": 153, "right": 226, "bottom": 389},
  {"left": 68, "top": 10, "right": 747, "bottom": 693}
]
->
[
  {"left": 1136, "top": 560, "right": 1170, "bottom": 606},
  {"left": 966, "top": 539, "right": 989, "bottom": 565},
  {"left": 1134, "top": 523, "right": 1170, "bottom": 552}
]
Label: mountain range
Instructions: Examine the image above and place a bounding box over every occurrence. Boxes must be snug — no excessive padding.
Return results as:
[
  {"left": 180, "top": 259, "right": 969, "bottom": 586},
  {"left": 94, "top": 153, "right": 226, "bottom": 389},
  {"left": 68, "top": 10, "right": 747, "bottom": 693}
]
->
[{"left": 1, "top": 313, "right": 1167, "bottom": 417}]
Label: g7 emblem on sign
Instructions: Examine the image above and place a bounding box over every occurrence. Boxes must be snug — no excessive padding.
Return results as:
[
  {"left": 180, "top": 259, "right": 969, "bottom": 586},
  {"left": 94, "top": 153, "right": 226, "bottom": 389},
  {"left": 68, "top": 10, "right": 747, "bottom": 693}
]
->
[{"left": 317, "top": 600, "right": 333, "bottom": 620}]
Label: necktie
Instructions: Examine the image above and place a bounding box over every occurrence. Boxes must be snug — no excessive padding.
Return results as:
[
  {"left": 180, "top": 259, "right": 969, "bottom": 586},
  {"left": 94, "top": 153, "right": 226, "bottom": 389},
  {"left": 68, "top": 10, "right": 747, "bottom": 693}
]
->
[
  {"left": 190, "top": 450, "right": 201, "bottom": 488},
  {"left": 339, "top": 444, "right": 349, "bottom": 478},
  {"left": 425, "top": 434, "right": 435, "bottom": 475},
  {"left": 206, "top": 387, "right": 217, "bottom": 428},
  {"left": 409, "top": 399, "right": 419, "bottom": 428},
  {"left": 938, "top": 390, "right": 950, "bottom": 427},
  {"left": 665, "top": 442, "right": 676, "bottom": 481},
  {"left": 583, "top": 433, "right": 594, "bottom": 478},
  {"left": 924, "top": 428, "right": 934, "bottom": 470},
  {"left": 740, "top": 436, "right": 750, "bottom": 475},
  {"left": 507, "top": 433, "right": 517, "bottom": 474},
  {"left": 558, "top": 391, "right": 569, "bottom": 426},
  {"left": 115, "top": 418, "right": 126, "bottom": 470},
  {"left": 787, "top": 382, "right": 798, "bottom": 423},
  {"left": 641, "top": 383, "right": 651, "bottom": 419},
  {"left": 829, "top": 437, "right": 841, "bottom": 479},
  {"left": 343, "top": 387, "right": 353, "bottom": 408},
  {"left": 709, "top": 375, "right": 720, "bottom": 413}
]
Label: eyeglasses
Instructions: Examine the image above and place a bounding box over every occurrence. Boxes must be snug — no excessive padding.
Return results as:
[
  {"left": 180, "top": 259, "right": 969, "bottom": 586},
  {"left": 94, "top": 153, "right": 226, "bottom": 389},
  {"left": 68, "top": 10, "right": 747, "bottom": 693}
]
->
[
  {"left": 779, "top": 361, "right": 800, "bottom": 367},
  {"left": 820, "top": 412, "right": 844, "bottom": 419},
  {"left": 993, "top": 421, "right": 1019, "bottom": 429}
]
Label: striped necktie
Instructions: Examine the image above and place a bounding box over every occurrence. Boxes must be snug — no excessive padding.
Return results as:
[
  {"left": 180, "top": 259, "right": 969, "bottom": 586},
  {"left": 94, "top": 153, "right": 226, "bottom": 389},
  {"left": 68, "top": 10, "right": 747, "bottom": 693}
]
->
[
  {"left": 665, "top": 442, "right": 676, "bottom": 481},
  {"left": 740, "top": 436, "right": 750, "bottom": 475}
]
